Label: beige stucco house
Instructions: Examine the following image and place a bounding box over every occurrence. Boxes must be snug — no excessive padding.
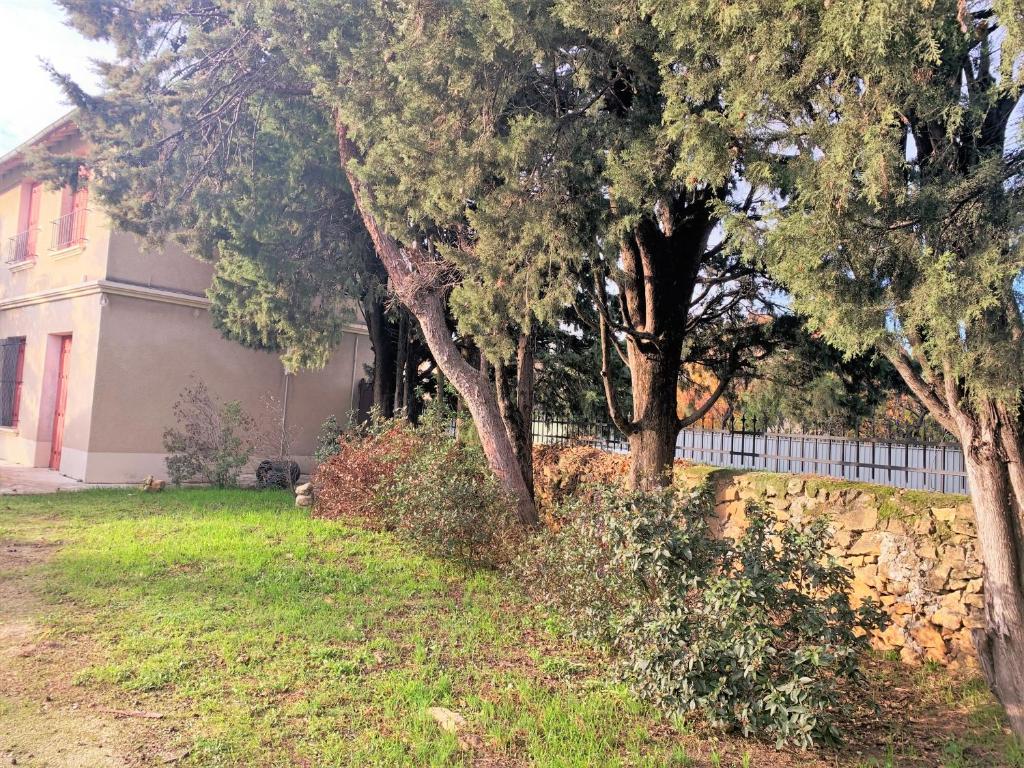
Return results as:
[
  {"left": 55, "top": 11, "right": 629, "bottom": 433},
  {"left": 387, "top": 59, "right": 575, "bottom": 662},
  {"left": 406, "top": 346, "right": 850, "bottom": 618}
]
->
[{"left": 0, "top": 115, "right": 372, "bottom": 484}]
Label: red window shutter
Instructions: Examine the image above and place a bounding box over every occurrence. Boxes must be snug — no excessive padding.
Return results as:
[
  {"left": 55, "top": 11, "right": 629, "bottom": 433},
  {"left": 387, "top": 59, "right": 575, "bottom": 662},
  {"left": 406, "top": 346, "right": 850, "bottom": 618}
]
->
[
  {"left": 60, "top": 185, "right": 73, "bottom": 217},
  {"left": 73, "top": 184, "right": 89, "bottom": 243}
]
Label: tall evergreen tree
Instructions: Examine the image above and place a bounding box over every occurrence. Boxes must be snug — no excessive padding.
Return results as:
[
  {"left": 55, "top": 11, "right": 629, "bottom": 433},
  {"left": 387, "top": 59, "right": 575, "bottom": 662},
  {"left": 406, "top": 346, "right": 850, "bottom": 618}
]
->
[
  {"left": 650, "top": 0, "right": 1024, "bottom": 733},
  {"left": 538, "top": 1, "right": 784, "bottom": 489},
  {"left": 53, "top": 0, "right": 598, "bottom": 523},
  {"left": 274, "top": 0, "right": 610, "bottom": 523},
  {"left": 44, "top": 33, "right": 402, "bottom": 403}
]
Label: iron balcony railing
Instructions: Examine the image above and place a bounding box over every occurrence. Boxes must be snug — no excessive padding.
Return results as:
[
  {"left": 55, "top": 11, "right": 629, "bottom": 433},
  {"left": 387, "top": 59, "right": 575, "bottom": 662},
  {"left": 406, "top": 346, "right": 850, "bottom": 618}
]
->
[
  {"left": 50, "top": 208, "right": 88, "bottom": 251},
  {"left": 4, "top": 230, "right": 37, "bottom": 265}
]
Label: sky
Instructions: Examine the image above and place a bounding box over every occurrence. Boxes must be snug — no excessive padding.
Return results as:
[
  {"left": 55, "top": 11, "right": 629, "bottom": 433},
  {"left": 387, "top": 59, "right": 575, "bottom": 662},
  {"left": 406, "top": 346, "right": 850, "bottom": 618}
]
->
[{"left": 0, "top": 0, "right": 112, "bottom": 155}]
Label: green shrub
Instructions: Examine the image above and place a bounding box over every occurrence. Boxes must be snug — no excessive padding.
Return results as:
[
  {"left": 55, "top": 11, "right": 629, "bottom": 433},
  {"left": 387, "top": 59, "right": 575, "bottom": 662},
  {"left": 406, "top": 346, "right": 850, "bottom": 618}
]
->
[
  {"left": 162, "top": 378, "right": 256, "bottom": 487},
  {"left": 381, "top": 417, "right": 522, "bottom": 568},
  {"left": 518, "top": 484, "right": 886, "bottom": 747},
  {"left": 313, "top": 411, "right": 519, "bottom": 568},
  {"left": 313, "top": 414, "right": 345, "bottom": 464}
]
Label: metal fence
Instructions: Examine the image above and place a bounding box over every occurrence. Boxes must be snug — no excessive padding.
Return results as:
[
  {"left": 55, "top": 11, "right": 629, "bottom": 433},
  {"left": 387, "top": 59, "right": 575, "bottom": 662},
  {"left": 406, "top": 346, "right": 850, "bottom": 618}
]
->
[{"left": 531, "top": 415, "right": 968, "bottom": 495}]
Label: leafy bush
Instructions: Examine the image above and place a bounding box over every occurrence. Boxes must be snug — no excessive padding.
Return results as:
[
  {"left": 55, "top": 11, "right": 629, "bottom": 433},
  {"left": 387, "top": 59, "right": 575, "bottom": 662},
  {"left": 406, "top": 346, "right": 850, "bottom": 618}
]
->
[
  {"left": 517, "top": 484, "right": 886, "bottom": 747},
  {"left": 313, "top": 414, "right": 345, "bottom": 464},
  {"left": 381, "top": 417, "right": 522, "bottom": 567},
  {"left": 312, "top": 412, "right": 519, "bottom": 567},
  {"left": 312, "top": 417, "right": 422, "bottom": 525},
  {"left": 163, "top": 379, "right": 256, "bottom": 487}
]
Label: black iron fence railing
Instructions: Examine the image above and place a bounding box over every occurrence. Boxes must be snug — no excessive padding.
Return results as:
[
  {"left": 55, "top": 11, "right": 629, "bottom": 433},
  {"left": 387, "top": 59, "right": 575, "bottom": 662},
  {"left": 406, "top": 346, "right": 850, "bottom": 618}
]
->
[
  {"left": 530, "top": 415, "right": 968, "bottom": 495},
  {"left": 4, "top": 230, "right": 36, "bottom": 264},
  {"left": 50, "top": 209, "right": 88, "bottom": 251}
]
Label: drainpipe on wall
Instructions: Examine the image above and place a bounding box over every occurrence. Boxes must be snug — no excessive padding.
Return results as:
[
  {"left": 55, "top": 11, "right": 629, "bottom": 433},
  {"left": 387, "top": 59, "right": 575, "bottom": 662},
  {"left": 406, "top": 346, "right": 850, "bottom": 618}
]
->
[{"left": 280, "top": 371, "right": 291, "bottom": 459}]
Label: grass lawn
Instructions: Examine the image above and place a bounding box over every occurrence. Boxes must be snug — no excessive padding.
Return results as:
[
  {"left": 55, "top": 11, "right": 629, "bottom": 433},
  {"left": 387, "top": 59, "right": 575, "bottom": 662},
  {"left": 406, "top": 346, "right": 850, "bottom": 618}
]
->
[{"left": 0, "top": 488, "right": 1021, "bottom": 767}]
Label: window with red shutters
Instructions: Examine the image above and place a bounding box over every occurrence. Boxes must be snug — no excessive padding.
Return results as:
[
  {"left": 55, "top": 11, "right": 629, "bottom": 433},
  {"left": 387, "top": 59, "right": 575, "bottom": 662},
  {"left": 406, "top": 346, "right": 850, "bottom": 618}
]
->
[{"left": 0, "top": 337, "right": 26, "bottom": 428}]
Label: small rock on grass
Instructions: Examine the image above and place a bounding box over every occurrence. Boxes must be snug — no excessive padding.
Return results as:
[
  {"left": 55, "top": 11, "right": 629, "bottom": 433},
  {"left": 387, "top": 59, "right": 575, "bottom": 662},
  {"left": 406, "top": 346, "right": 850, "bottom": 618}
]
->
[{"left": 426, "top": 706, "right": 466, "bottom": 734}]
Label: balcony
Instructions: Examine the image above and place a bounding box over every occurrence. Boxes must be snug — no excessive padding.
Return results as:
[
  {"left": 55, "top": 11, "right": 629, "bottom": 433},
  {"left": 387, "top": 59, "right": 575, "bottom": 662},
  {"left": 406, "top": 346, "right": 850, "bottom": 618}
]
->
[
  {"left": 4, "top": 230, "right": 37, "bottom": 266},
  {"left": 50, "top": 208, "right": 88, "bottom": 252}
]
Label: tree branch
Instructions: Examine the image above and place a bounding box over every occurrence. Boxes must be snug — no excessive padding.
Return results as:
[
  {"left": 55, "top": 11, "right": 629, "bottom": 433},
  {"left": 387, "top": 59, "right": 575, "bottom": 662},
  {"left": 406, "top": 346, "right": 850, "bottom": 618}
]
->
[
  {"left": 881, "top": 343, "right": 958, "bottom": 434},
  {"left": 596, "top": 271, "right": 634, "bottom": 436}
]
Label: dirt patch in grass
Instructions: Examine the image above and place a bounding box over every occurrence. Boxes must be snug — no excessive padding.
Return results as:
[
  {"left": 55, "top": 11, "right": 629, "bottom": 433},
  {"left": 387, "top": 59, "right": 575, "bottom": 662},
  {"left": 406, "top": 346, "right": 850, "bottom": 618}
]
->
[{"left": 0, "top": 539, "right": 188, "bottom": 768}]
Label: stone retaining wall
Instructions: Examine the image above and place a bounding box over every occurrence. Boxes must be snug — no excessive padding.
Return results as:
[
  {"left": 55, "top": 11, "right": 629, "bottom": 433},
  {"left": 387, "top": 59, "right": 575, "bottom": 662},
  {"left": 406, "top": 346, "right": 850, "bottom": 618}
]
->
[
  {"left": 534, "top": 446, "right": 983, "bottom": 667},
  {"left": 704, "top": 471, "right": 981, "bottom": 668}
]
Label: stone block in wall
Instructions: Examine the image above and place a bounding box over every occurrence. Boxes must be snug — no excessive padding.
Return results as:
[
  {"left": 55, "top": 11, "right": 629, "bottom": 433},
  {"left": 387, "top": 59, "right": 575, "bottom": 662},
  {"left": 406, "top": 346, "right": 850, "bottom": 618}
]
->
[
  {"left": 837, "top": 498, "right": 879, "bottom": 532},
  {"left": 879, "top": 623, "right": 907, "bottom": 648},
  {"left": 831, "top": 528, "right": 853, "bottom": 549},
  {"left": 932, "top": 506, "right": 957, "bottom": 523},
  {"left": 911, "top": 624, "right": 947, "bottom": 663},
  {"left": 891, "top": 600, "right": 914, "bottom": 615},
  {"left": 913, "top": 517, "right": 936, "bottom": 535},
  {"left": 950, "top": 516, "right": 976, "bottom": 537},
  {"left": 850, "top": 531, "right": 885, "bottom": 556},
  {"left": 926, "top": 562, "right": 952, "bottom": 591},
  {"left": 931, "top": 606, "right": 963, "bottom": 631},
  {"left": 853, "top": 563, "right": 879, "bottom": 588},
  {"left": 717, "top": 485, "right": 740, "bottom": 503}
]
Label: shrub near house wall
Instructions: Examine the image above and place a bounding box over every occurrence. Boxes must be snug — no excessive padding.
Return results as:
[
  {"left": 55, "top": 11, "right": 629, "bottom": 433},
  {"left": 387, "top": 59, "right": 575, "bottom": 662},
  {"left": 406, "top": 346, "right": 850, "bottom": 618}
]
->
[
  {"left": 162, "top": 379, "right": 256, "bottom": 487},
  {"left": 312, "top": 414, "right": 521, "bottom": 568}
]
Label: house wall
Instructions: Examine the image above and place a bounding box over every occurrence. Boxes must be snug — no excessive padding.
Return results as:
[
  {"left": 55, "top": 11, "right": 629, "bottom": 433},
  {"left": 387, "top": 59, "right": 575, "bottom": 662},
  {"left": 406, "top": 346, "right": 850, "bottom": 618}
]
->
[
  {"left": 84, "top": 291, "right": 372, "bottom": 483},
  {"left": 1, "top": 118, "right": 374, "bottom": 485},
  {"left": 0, "top": 293, "right": 103, "bottom": 479},
  {"left": 105, "top": 230, "right": 214, "bottom": 295},
  {"left": 1, "top": 128, "right": 110, "bottom": 480},
  {"left": 0, "top": 131, "right": 111, "bottom": 298}
]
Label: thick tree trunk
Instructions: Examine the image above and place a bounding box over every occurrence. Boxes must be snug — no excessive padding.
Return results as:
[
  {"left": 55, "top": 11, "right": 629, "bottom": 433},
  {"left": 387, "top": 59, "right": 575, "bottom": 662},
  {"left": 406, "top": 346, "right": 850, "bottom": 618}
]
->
[
  {"left": 362, "top": 292, "right": 396, "bottom": 418},
  {"left": 961, "top": 442, "right": 1024, "bottom": 737},
  {"left": 413, "top": 296, "right": 538, "bottom": 525},
  {"left": 886, "top": 345, "right": 1024, "bottom": 737},
  {"left": 626, "top": 336, "right": 683, "bottom": 490},
  {"left": 335, "top": 120, "right": 538, "bottom": 526}
]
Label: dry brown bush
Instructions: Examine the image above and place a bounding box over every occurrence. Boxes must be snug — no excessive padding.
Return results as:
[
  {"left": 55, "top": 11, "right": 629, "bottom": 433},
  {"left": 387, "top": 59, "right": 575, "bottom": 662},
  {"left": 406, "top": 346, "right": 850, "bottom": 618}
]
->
[{"left": 311, "top": 422, "right": 422, "bottom": 527}]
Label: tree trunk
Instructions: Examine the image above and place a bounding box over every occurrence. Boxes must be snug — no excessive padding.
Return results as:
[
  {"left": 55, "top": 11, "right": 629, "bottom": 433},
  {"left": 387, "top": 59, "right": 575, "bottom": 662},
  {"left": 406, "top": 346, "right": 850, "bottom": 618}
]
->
[
  {"left": 413, "top": 296, "right": 538, "bottom": 525},
  {"left": 961, "top": 440, "right": 1024, "bottom": 737},
  {"left": 626, "top": 336, "right": 683, "bottom": 490},
  {"left": 335, "top": 119, "right": 538, "bottom": 526},
  {"left": 495, "top": 329, "right": 535, "bottom": 497},
  {"left": 403, "top": 335, "right": 417, "bottom": 417},
  {"left": 362, "top": 292, "right": 396, "bottom": 418},
  {"left": 393, "top": 311, "right": 409, "bottom": 416},
  {"left": 885, "top": 345, "right": 1024, "bottom": 737}
]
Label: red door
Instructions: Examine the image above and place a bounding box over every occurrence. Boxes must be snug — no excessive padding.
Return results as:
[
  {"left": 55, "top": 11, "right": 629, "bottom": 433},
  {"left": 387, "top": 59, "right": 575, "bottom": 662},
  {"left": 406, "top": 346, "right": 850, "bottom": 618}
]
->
[{"left": 49, "top": 336, "right": 72, "bottom": 471}]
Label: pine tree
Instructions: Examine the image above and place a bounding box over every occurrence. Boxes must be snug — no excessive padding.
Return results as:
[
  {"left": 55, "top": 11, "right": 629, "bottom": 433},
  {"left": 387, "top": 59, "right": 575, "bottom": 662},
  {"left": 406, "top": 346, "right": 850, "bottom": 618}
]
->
[
  {"left": 652, "top": 0, "right": 1024, "bottom": 733},
  {"left": 534, "top": 1, "right": 785, "bottom": 489},
  {"left": 42, "top": 35, "right": 403, "bottom": 399}
]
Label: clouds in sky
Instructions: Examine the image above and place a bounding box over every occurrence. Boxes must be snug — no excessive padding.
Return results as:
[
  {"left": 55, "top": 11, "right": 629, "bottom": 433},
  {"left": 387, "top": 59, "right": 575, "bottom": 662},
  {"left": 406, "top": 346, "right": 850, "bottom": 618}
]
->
[{"left": 0, "top": 0, "right": 112, "bottom": 155}]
